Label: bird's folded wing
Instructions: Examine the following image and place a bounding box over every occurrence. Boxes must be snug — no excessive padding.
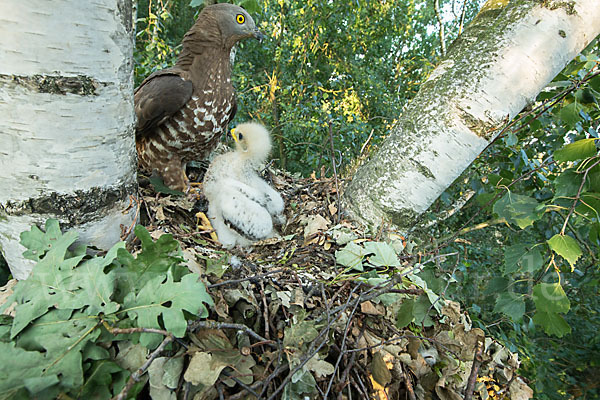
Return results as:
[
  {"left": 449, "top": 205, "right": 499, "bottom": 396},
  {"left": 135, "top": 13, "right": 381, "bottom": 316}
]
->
[
  {"left": 219, "top": 192, "right": 273, "bottom": 241},
  {"left": 134, "top": 69, "right": 194, "bottom": 137}
]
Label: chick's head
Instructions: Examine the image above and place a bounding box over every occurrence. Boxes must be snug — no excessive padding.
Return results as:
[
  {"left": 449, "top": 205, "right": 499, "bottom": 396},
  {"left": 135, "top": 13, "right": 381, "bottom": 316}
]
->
[{"left": 231, "top": 122, "right": 272, "bottom": 163}]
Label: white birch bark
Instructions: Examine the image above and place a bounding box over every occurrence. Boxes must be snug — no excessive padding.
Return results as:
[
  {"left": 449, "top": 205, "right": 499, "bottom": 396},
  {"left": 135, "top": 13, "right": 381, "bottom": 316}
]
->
[
  {"left": 0, "top": 0, "right": 137, "bottom": 279},
  {"left": 343, "top": 0, "right": 600, "bottom": 231}
]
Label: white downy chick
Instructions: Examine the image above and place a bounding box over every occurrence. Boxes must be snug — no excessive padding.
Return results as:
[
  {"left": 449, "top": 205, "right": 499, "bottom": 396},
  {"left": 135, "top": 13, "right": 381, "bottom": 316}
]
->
[{"left": 203, "top": 122, "right": 285, "bottom": 248}]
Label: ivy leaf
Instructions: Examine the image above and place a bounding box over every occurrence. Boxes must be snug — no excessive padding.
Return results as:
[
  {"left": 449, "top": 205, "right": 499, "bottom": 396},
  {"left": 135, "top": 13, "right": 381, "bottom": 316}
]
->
[
  {"left": 364, "top": 242, "right": 400, "bottom": 267},
  {"left": 124, "top": 273, "right": 213, "bottom": 348},
  {"left": 547, "top": 234, "right": 582, "bottom": 268},
  {"left": 554, "top": 138, "right": 597, "bottom": 162},
  {"left": 503, "top": 244, "right": 544, "bottom": 274},
  {"left": 335, "top": 241, "right": 367, "bottom": 271},
  {"left": 532, "top": 283, "right": 570, "bottom": 314},
  {"left": 493, "top": 292, "right": 526, "bottom": 321},
  {"left": 493, "top": 193, "right": 544, "bottom": 229},
  {"left": 532, "top": 311, "right": 571, "bottom": 337}
]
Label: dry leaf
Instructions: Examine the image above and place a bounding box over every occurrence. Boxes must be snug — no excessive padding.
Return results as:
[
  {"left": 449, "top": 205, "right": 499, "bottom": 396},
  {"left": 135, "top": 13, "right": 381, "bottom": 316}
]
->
[{"left": 328, "top": 202, "right": 338, "bottom": 216}]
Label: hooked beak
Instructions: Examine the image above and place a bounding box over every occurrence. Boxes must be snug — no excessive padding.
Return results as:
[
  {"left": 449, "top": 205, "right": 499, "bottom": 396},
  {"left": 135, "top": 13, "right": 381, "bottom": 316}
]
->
[{"left": 253, "top": 29, "right": 265, "bottom": 42}]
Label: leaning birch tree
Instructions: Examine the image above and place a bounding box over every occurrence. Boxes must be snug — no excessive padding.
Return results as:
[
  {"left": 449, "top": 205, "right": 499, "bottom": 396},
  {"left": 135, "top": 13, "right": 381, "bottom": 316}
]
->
[
  {"left": 0, "top": 0, "right": 138, "bottom": 279},
  {"left": 343, "top": 0, "right": 600, "bottom": 231}
]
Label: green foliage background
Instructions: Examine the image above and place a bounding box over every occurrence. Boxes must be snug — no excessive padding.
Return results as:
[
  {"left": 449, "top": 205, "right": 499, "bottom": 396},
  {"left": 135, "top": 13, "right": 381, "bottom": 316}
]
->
[{"left": 133, "top": 1, "right": 599, "bottom": 397}]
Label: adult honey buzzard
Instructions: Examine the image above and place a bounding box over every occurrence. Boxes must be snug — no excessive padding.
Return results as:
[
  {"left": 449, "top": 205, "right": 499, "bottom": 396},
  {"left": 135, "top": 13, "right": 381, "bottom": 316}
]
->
[{"left": 134, "top": 3, "right": 263, "bottom": 192}]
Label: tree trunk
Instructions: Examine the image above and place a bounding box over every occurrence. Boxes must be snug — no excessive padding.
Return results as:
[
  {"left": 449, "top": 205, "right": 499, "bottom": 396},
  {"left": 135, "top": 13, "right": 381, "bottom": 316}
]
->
[
  {"left": 0, "top": 0, "right": 137, "bottom": 280},
  {"left": 343, "top": 0, "right": 600, "bottom": 231}
]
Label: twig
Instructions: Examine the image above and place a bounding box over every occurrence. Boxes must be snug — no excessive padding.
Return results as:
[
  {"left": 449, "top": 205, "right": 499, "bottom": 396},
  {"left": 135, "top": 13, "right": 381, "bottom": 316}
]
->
[
  {"left": 464, "top": 338, "right": 484, "bottom": 400},
  {"left": 560, "top": 158, "right": 600, "bottom": 235},
  {"left": 433, "top": 0, "right": 446, "bottom": 56},
  {"left": 103, "top": 322, "right": 171, "bottom": 337},
  {"left": 188, "top": 321, "right": 277, "bottom": 348},
  {"left": 259, "top": 280, "right": 271, "bottom": 341},
  {"left": 208, "top": 268, "right": 285, "bottom": 289},
  {"left": 402, "top": 363, "right": 417, "bottom": 400},
  {"left": 112, "top": 334, "right": 174, "bottom": 400},
  {"left": 328, "top": 121, "right": 342, "bottom": 224},
  {"left": 120, "top": 194, "right": 141, "bottom": 240}
]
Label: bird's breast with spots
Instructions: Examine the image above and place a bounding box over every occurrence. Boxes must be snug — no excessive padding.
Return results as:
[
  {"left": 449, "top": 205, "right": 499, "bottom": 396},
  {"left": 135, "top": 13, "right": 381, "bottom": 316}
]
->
[{"left": 163, "top": 85, "right": 234, "bottom": 161}]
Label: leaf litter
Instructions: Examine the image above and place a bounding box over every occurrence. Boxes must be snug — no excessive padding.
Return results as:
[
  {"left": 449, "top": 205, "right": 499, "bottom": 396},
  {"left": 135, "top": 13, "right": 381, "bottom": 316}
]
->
[{"left": 0, "top": 169, "right": 533, "bottom": 399}]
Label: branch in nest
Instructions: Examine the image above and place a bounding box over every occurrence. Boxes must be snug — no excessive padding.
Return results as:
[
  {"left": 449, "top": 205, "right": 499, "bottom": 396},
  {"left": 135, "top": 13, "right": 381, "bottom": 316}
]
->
[{"left": 112, "top": 334, "right": 174, "bottom": 400}]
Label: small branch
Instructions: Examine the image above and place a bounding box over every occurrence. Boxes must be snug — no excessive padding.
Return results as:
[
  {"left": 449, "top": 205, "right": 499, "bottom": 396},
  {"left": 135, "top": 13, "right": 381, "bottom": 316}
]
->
[
  {"left": 434, "top": 0, "right": 446, "bottom": 56},
  {"left": 187, "top": 321, "right": 277, "bottom": 348},
  {"left": 207, "top": 268, "right": 285, "bottom": 289},
  {"left": 113, "top": 334, "right": 174, "bottom": 400},
  {"left": 560, "top": 157, "right": 600, "bottom": 235},
  {"left": 464, "top": 338, "right": 484, "bottom": 400},
  {"left": 328, "top": 121, "right": 342, "bottom": 224},
  {"left": 103, "top": 322, "right": 171, "bottom": 337}
]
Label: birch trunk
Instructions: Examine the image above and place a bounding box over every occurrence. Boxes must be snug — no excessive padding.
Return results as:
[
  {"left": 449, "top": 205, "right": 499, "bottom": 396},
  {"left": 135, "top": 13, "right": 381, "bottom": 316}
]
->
[
  {"left": 0, "top": 0, "right": 137, "bottom": 280},
  {"left": 343, "top": 0, "right": 600, "bottom": 231}
]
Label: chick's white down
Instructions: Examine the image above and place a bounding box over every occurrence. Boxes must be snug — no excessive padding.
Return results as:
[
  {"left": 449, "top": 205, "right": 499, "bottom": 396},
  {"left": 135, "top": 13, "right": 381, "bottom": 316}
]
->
[{"left": 203, "top": 122, "right": 285, "bottom": 248}]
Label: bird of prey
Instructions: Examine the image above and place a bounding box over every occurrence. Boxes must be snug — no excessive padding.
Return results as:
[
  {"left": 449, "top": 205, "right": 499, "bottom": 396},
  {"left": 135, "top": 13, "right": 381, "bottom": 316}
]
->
[
  {"left": 202, "top": 122, "right": 285, "bottom": 248},
  {"left": 134, "top": 4, "right": 264, "bottom": 192}
]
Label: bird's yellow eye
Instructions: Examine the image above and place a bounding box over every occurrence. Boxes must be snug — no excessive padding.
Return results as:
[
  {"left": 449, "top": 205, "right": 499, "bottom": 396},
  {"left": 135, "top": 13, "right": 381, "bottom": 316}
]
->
[{"left": 236, "top": 14, "right": 245, "bottom": 24}]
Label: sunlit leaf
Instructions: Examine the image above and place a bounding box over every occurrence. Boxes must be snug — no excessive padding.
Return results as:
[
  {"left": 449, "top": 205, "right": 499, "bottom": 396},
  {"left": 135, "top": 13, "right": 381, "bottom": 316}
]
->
[
  {"left": 547, "top": 234, "right": 582, "bottom": 268},
  {"left": 554, "top": 138, "right": 597, "bottom": 162}
]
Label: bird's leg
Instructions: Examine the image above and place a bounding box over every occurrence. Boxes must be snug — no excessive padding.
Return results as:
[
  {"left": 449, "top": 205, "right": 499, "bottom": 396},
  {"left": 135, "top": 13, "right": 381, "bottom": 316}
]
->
[
  {"left": 159, "top": 158, "right": 189, "bottom": 193},
  {"left": 196, "top": 211, "right": 219, "bottom": 242}
]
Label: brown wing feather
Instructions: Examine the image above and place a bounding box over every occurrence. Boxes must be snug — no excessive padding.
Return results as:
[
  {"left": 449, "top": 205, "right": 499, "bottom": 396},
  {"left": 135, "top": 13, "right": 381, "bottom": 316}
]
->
[{"left": 134, "top": 69, "right": 194, "bottom": 137}]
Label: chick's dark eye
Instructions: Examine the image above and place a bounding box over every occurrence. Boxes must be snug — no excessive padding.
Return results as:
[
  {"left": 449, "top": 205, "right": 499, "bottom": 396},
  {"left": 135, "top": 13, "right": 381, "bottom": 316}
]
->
[
  {"left": 236, "top": 14, "right": 245, "bottom": 24},
  {"left": 238, "top": 133, "right": 244, "bottom": 140}
]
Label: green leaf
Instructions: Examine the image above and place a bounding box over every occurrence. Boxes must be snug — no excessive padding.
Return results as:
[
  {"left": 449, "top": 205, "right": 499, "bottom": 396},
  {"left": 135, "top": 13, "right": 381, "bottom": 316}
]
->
[
  {"left": 0, "top": 341, "right": 58, "bottom": 399},
  {"left": 493, "top": 292, "right": 526, "bottom": 321},
  {"left": 240, "top": 0, "right": 261, "bottom": 13},
  {"left": 493, "top": 193, "right": 544, "bottom": 229},
  {"left": 148, "top": 176, "right": 185, "bottom": 196},
  {"left": 395, "top": 299, "right": 415, "bottom": 328},
  {"left": 503, "top": 244, "right": 544, "bottom": 274},
  {"left": 335, "top": 241, "right": 367, "bottom": 271},
  {"left": 283, "top": 320, "right": 319, "bottom": 349},
  {"left": 116, "top": 225, "right": 185, "bottom": 300},
  {"left": 576, "top": 192, "right": 600, "bottom": 218},
  {"left": 9, "top": 227, "right": 84, "bottom": 337},
  {"left": 553, "top": 169, "right": 583, "bottom": 197},
  {"left": 547, "top": 234, "right": 582, "bottom": 268},
  {"left": 17, "top": 309, "right": 102, "bottom": 390},
  {"left": 19, "top": 219, "right": 63, "bottom": 262},
  {"left": 189, "top": 0, "right": 203, "bottom": 7},
  {"left": 364, "top": 242, "right": 400, "bottom": 267},
  {"left": 124, "top": 273, "right": 213, "bottom": 348},
  {"left": 532, "top": 283, "right": 570, "bottom": 314},
  {"left": 532, "top": 311, "right": 571, "bottom": 337},
  {"left": 6, "top": 225, "right": 123, "bottom": 338},
  {"left": 554, "top": 138, "right": 597, "bottom": 162},
  {"left": 558, "top": 101, "right": 582, "bottom": 126},
  {"left": 77, "top": 360, "right": 125, "bottom": 400}
]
